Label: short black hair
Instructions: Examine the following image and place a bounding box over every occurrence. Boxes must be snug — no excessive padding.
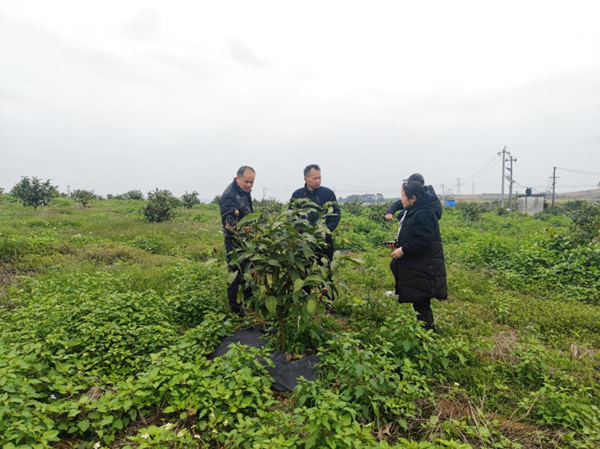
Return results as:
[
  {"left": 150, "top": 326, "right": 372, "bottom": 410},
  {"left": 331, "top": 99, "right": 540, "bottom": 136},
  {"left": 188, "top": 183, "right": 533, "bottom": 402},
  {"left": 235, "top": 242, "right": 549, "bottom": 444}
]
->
[
  {"left": 403, "top": 181, "right": 425, "bottom": 200},
  {"left": 304, "top": 164, "right": 321, "bottom": 177},
  {"left": 237, "top": 166, "right": 255, "bottom": 177}
]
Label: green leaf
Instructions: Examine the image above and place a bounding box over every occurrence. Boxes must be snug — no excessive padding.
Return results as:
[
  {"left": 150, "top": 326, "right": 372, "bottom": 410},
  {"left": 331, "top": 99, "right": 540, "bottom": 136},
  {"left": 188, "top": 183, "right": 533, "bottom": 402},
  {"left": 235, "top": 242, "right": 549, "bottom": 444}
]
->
[
  {"left": 237, "top": 212, "right": 260, "bottom": 226},
  {"left": 265, "top": 296, "right": 278, "bottom": 314},
  {"left": 77, "top": 420, "right": 90, "bottom": 432},
  {"left": 293, "top": 278, "right": 305, "bottom": 292},
  {"left": 99, "top": 415, "right": 114, "bottom": 427},
  {"left": 306, "top": 299, "right": 317, "bottom": 315},
  {"left": 42, "top": 430, "right": 60, "bottom": 440},
  {"left": 304, "top": 275, "right": 324, "bottom": 284},
  {"left": 203, "top": 258, "right": 219, "bottom": 267}
]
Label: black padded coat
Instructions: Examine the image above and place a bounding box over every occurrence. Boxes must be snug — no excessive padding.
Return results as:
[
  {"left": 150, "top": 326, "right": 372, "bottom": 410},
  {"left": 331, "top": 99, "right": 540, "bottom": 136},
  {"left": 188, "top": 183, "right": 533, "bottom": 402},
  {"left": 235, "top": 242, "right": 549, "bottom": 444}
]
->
[{"left": 391, "top": 193, "right": 447, "bottom": 303}]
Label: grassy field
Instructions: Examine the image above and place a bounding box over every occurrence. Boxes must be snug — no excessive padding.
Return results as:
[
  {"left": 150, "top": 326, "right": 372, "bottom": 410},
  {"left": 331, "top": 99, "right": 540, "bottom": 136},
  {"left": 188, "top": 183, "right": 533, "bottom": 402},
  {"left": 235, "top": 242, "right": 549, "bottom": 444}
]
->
[{"left": 1, "top": 196, "right": 599, "bottom": 448}]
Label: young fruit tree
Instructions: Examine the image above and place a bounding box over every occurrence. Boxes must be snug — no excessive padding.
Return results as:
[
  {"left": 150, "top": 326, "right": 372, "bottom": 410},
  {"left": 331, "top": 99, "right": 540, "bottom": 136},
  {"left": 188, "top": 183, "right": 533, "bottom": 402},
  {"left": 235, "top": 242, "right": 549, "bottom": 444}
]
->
[
  {"left": 142, "top": 189, "right": 179, "bottom": 222},
  {"left": 123, "top": 190, "right": 145, "bottom": 200},
  {"left": 225, "top": 199, "right": 361, "bottom": 351},
  {"left": 71, "top": 189, "right": 95, "bottom": 207},
  {"left": 10, "top": 176, "right": 59, "bottom": 210},
  {"left": 181, "top": 191, "right": 201, "bottom": 209}
]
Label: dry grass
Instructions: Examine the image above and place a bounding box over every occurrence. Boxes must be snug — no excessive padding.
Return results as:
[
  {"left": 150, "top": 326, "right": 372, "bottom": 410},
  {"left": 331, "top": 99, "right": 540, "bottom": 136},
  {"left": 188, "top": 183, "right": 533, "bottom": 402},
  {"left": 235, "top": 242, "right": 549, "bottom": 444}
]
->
[
  {"left": 569, "top": 342, "right": 597, "bottom": 360},
  {"left": 371, "top": 385, "right": 567, "bottom": 449},
  {"left": 484, "top": 329, "right": 520, "bottom": 364}
]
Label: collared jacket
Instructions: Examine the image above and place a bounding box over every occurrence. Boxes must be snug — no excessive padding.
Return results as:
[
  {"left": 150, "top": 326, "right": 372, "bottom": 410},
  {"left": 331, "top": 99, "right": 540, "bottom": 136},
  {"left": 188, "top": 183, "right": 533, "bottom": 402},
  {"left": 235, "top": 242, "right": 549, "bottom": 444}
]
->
[
  {"left": 290, "top": 184, "right": 341, "bottom": 232},
  {"left": 392, "top": 192, "right": 447, "bottom": 303},
  {"left": 385, "top": 185, "right": 442, "bottom": 220},
  {"left": 220, "top": 179, "right": 254, "bottom": 240}
]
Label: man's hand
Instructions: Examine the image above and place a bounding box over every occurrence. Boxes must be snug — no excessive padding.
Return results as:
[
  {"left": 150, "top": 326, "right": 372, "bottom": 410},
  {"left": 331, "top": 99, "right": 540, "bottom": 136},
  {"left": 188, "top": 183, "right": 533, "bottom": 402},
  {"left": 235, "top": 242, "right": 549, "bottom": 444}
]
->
[
  {"left": 385, "top": 213, "right": 393, "bottom": 220},
  {"left": 241, "top": 226, "right": 252, "bottom": 233}
]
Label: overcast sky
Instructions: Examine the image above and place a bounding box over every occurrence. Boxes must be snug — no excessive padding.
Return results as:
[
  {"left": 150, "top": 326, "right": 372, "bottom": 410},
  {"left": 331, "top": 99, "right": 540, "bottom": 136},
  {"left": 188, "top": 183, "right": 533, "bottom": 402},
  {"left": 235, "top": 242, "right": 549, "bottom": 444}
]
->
[{"left": 1, "top": 0, "right": 599, "bottom": 201}]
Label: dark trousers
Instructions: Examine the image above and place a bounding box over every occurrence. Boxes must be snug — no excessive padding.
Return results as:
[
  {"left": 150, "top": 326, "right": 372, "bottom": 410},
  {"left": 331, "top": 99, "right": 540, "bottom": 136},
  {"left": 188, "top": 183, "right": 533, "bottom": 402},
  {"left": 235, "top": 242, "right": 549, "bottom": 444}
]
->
[
  {"left": 225, "top": 239, "right": 252, "bottom": 314},
  {"left": 413, "top": 299, "right": 435, "bottom": 331},
  {"left": 303, "top": 234, "right": 335, "bottom": 304},
  {"left": 318, "top": 234, "right": 335, "bottom": 302}
]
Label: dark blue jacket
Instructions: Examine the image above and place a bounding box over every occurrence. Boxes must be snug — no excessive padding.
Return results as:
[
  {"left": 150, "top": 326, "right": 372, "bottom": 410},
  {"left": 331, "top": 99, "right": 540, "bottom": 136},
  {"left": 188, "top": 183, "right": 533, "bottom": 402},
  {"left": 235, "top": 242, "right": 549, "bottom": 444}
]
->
[
  {"left": 220, "top": 179, "right": 254, "bottom": 240},
  {"left": 290, "top": 184, "right": 341, "bottom": 232}
]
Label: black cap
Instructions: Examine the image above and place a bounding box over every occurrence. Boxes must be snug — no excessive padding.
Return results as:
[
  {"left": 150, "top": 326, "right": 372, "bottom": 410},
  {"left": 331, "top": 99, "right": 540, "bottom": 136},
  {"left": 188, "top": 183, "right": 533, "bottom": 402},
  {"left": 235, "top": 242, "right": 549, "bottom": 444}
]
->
[{"left": 403, "top": 173, "right": 425, "bottom": 184}]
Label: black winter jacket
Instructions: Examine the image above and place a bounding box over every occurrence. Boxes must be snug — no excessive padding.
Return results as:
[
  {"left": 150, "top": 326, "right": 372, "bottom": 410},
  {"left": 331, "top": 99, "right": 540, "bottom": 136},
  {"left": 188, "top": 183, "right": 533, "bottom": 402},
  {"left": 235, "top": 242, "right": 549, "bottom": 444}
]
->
[
  {"left": 290, "top": 185, "right": 341, "bottom": 232},
  {"left": 392, "top": 192, "right": 447, "bottom": 303},
  {"left": 385, "top": 185, "right": 442, "bottom": 220},
  {"left": 220, "top": 179, "right": 254, "bottom": 240}
]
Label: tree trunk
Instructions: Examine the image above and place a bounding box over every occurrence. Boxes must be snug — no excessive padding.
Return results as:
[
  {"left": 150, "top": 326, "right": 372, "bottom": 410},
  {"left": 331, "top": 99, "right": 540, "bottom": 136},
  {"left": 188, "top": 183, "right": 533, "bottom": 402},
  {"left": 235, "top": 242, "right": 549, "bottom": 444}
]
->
[{"left": 278, "top": 309, "right": 285, "bottom": 352}]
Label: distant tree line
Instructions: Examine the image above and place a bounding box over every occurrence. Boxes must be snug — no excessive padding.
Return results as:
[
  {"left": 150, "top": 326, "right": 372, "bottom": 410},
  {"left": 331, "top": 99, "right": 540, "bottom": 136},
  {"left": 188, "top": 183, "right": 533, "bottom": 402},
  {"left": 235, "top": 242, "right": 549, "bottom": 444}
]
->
[
  {"left": 338, "top": 193, "right": 385, "bottom": 204},
  {"left": 4, "top": 176, "right": 205, "bottom": 223}
]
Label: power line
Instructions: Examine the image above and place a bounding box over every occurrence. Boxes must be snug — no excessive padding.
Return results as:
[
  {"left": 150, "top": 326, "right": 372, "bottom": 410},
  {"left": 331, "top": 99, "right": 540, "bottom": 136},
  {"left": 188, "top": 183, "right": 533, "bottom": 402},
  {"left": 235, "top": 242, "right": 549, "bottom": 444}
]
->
[
  {"left": 555, "top": 167, "right": 600, "bottom": 176},
  {"left": 554, "top": 184, "right": 599, "bottom": 188},
  {"left": 462, "top": 153, "right": 502, "bottom": 183}
]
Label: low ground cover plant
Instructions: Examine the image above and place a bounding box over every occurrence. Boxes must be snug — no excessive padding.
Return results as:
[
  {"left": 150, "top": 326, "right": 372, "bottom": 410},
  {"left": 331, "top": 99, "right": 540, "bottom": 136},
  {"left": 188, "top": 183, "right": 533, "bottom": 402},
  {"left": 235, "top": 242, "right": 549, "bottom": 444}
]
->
[{"left": 1, "top": 199, "right": 599, "bottom": 447}]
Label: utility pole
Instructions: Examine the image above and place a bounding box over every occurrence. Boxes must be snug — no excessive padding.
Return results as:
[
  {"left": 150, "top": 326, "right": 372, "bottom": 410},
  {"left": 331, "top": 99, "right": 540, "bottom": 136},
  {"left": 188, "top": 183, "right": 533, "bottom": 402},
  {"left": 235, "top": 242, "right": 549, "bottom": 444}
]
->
[
  {"left": 440, "top": 183, "right": 446, "bottom": 203},
  {"left": 551, "top": 167, "right": 558, "bottom": 208},
  {"left": 498, "top": 146, "right": 507, "bottom": 207},
  {"left": 262, "top": 187, "right": 266, "bottom": 200},
  {"left": 456, "top": 178, "right": 461, "bottom": 196},
  {"left": 471, "top": 182, "right": 475, "bottom": 195},
  {"left": 507, "top": 155, "right": 517, "bottom": 212}
]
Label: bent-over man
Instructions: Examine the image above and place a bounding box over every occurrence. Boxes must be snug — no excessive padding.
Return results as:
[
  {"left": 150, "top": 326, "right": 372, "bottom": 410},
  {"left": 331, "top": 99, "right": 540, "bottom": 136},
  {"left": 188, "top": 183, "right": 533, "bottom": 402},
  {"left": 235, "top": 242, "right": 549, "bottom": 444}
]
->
[{"left": 220, "top": 166, "right": 255, "bottom": 317}]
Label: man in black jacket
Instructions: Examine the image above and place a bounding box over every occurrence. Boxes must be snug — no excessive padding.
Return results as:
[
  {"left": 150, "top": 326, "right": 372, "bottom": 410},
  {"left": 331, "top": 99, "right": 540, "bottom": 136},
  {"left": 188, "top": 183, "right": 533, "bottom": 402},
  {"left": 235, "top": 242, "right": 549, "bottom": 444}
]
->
[
  {"left": 291, "top": 164, "right": 341, "bottom": 261},
  {"left": 290, "top": 165, "right": 341, "bottom": 304},
  {"left": 384, "top": 173, "right": 442, "bottom": 221},
  {"left": 220, "top": 166, "right": 255, "bottom": 317}
]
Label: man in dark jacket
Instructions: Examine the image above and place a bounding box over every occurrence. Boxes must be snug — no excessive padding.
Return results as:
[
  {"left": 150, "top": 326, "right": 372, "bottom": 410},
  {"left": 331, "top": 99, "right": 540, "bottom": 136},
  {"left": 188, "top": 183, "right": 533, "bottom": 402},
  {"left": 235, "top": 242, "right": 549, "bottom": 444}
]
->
[
  {"left": 220, "top": 166, "right": 255, "bottom": 317},
  {"left": 291, "top": 164, "right": 341, "bottom": 304},
  {"left": 384, "top": 173, "right": 442, "bottom": 221},
  {"left": 290, "top": 164, "right": 341, "bottom": 261}
]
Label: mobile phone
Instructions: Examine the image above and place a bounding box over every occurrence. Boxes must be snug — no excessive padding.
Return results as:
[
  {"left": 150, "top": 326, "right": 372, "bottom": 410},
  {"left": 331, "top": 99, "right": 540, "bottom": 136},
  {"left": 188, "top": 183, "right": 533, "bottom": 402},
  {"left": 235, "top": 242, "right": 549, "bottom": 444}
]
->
[{"left": 381, "top": 241, "right": 396, "bottom": 245}]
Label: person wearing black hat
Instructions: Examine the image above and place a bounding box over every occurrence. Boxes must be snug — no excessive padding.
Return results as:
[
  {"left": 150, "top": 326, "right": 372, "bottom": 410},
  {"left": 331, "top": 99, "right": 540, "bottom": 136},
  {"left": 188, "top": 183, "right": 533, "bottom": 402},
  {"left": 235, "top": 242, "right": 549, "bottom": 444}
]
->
[{"left": 384, "top": 173, "right": 442, "bottom": 221}]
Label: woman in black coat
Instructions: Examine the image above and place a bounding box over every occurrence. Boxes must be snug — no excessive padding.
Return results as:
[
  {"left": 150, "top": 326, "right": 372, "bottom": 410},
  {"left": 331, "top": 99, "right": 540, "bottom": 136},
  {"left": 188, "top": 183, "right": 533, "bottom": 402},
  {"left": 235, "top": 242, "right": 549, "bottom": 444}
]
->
[{"left": 387, "top": 181, "right": 447, "bottom": 331}]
